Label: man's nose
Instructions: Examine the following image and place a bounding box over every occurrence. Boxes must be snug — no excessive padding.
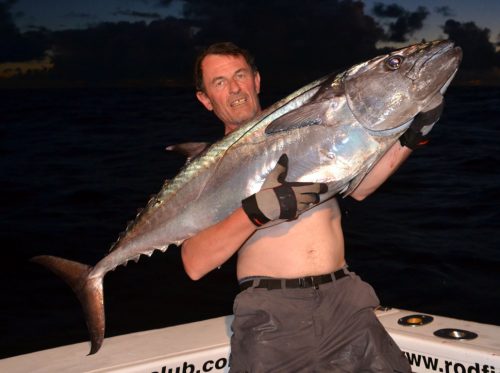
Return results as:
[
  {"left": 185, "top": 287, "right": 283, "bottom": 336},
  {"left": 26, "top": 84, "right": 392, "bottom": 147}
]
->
[{"left": 229, "top": 78, "right": 241, "bottom": 93}]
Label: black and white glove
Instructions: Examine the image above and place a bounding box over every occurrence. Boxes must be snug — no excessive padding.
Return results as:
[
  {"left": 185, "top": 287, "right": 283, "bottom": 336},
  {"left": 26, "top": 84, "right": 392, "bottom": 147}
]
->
[
  {"left": 399, "top": 98, "right": 444, "bottom": 150},
  {"left": 242, "top": 154, "right": 328, "bottom": 227}
]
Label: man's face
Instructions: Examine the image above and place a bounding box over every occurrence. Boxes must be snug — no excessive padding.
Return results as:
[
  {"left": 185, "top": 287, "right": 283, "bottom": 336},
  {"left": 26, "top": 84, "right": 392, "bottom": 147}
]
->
[{"left": 196, "top": 54, "right": 261, "bottom": 134}]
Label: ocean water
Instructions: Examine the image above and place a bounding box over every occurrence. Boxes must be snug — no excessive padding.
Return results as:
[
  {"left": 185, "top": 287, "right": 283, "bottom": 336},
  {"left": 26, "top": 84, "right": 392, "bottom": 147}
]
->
[{"left": 0, "top": 85, "right": 499, "bottom": 359}]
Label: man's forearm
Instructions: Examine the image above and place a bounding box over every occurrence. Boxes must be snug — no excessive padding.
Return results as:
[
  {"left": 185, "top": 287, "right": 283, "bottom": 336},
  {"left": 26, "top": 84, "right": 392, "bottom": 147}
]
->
[
  {"left": 181, "top": 207, "right": 256, "bottom": 280},
  {"left": 351, "top": 96, "right": 443, "bottom": 201},
  {"left": 350, "top": 142, "right": 412, "bottom": 201}
]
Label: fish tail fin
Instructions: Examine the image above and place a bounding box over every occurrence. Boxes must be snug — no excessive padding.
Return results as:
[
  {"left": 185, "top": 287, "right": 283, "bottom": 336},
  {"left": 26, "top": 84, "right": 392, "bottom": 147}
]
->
[{"left": 31, "top": 255, "right": 105, "bottom": 355}]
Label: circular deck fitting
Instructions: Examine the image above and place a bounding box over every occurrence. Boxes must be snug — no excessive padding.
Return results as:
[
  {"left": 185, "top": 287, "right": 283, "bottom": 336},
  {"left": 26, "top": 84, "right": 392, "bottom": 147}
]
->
[
  {"left": 398, "top": 314, "right": 434, "bottom": 327},
  {"left": 434, "top": 328, "right": 478, "bottom": 340}
]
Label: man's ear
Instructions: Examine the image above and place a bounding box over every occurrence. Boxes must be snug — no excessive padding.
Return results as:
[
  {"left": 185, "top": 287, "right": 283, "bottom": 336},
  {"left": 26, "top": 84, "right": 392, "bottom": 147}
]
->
[
  {"left": 254, "top": 72, "right": 261, "bottom": 94},
  {"left": 196, "top": 91, "right": 213, "bottom": 111}
]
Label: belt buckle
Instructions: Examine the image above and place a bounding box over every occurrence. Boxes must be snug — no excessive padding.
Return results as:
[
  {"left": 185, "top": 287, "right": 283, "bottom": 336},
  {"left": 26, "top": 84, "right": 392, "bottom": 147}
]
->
[
  {"left": 298, "top": 278, "right": 306, "bottom": 288},
  {"left": 298, "top": 277, "right": 318, "bottom": 289},
  {"left": 310, "top": 276, "right": 319, "bottom": 289}
]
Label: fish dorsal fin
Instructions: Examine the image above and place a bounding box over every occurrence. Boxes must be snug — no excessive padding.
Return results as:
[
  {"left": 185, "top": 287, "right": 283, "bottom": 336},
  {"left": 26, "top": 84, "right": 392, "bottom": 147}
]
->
[
  {"left": 165, "top": 142, "right": 210, "bottom": 161},
  {"left": 265, "top": 101, "right": 330, "bottom": 135}
]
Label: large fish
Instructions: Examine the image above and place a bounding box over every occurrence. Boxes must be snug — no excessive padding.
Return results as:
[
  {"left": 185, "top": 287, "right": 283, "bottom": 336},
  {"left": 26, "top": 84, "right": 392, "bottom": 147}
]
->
[{"left": 32, "top": 40, "right": 462, "bottom": 355}]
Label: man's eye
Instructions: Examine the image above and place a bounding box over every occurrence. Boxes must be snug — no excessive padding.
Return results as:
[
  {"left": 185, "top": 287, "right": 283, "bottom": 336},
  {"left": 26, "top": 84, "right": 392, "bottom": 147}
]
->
[
  {"left": 236, "top": 72, "right": 246, "bottom": 80},
  {"left": 215, "top": 80, "right": 226, "bottom": 88}
]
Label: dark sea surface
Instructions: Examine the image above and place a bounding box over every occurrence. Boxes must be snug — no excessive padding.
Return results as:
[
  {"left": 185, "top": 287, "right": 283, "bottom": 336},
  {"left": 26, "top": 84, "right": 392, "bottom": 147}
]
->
[{"left": 1, "top": 85, "right": 499, "bottom": 359}]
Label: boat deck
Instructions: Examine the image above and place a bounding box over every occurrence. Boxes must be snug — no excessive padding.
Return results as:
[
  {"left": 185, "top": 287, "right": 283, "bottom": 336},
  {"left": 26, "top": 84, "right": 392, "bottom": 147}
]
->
[{"left": 1, "top": 308, "right": 499, "bottom": 372}]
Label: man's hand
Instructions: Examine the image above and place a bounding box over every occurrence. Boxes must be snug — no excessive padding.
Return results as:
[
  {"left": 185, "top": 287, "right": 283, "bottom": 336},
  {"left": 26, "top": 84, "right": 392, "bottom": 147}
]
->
[
  {"left": 242, "top": 154, "right": 328, "bottom": 227},
  {"left": 399, "top": 98, "right": 444, "bottom": 150}
]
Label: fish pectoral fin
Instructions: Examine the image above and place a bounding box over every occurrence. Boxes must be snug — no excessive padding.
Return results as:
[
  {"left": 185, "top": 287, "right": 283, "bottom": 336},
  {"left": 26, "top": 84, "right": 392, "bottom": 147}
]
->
[
  {"left": 165, "top": 142, "right": 210, "bottom": 161},
  {"left": 265, "top": 101, "right": 330, "bottom": 134},
  {"left": 31, "top": 255, "right": 105, "bottom": 355}
]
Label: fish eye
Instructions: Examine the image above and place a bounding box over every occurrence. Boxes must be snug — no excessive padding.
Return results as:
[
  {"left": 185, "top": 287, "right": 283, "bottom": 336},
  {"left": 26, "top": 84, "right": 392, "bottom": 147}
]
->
[{"left": 386, "top": 55, "right": 404, "bottom": 70}]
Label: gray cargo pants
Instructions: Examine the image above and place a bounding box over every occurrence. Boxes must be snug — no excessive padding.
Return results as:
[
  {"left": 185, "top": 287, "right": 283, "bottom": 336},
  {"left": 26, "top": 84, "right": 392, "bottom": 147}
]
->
[{"left": 229, "top": 272, "right": 411, "bottom": 372}]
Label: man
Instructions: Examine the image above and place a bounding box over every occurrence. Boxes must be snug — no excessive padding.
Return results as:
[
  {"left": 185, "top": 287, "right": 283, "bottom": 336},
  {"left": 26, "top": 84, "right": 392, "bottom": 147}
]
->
[{"left": 182, "top": 42, "right": 439, "bottom": 372}]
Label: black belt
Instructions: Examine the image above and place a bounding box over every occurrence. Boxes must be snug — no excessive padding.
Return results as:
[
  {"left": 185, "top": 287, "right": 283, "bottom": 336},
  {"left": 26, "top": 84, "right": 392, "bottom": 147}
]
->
[{"left": 239, "top": 268, "right": 349, "bottom": 291}]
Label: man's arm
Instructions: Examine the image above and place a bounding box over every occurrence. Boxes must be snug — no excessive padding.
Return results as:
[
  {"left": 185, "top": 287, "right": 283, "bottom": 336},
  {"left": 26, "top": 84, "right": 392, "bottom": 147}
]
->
[
  {"left": 182, "top": 208, "right": 256, "bottom": 280},
  {"left": 349, "top": 142, "right": 412, "bottom": 201},
  {"left": 182, "top": 141, "right": 409, "bottom": 280},
  {"left": 181, "top": 154, "right": 326, "bottom": 280},
  {"left": 350, "top": 99, "right": 444, "bottom": 201}
]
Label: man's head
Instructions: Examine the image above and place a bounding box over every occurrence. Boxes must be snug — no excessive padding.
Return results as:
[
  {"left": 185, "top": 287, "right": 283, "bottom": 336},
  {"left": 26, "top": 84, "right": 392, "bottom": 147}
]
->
[{"left": 195, "top": 42, "right": 261, "bottom": 134}]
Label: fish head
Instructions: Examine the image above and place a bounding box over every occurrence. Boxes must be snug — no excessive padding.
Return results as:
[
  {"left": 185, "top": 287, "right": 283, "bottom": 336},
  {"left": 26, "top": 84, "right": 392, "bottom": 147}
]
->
[{"left": 344, "top": 40, "right": 462, "bottom": 133}]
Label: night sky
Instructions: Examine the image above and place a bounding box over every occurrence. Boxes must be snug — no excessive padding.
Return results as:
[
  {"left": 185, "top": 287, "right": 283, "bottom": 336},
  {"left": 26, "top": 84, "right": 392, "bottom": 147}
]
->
[
  {"left": 1, "top": 0, "right": 499, "bottom": 87},
  {"left": 11, "top": 0, "right": 184, "bottom": 31},
  {"left": 9, "top": 0, "right": 500, "bottom": 38}
]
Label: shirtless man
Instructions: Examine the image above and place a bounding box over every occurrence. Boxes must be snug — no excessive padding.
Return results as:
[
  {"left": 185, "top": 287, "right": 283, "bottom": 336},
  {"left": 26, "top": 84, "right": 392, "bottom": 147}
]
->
[{"left": 182, "top": 42, "right": 437, "bottom": 372}]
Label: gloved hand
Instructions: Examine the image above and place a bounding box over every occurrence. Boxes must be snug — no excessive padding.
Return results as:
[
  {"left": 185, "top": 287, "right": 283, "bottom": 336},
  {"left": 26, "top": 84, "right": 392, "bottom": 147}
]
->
[
  {"left": 242, "top": 154, "right": 328, "bottom": 227},
  {"left": 399, "top": 98, "right": 444, "bottom": 150}
]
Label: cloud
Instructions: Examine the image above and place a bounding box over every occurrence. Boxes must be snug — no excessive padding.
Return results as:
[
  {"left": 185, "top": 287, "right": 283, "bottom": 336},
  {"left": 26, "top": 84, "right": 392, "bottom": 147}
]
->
[
  {"left": 372, "top": 3, "right": 406, "bottom": 18},
  {"left": 13, "top": 9, "right": 24, "bottom": 18},
  {"left": 157, "top": 0, "right": 174, "bottom": 6},
  {"left": 1, "top": 0, "right": 17, "bottom": 7},
  {"left": 0, "top": 0, "right": 50, "bottom": 62},
  {"left": 2, "top": 0, "right": 386, "bottom": 88},
  {"left": 371, "top": 2, "right": 430, "bottom": 42},
  {"left": 48, "top": 17, "right": 195, "bottom": 82},
  {"left": 112, "top": 9, "right": 162, "bottom": 19},
  {"left": 182, "top": 0, "right": 384, "bottom": 88},
  {"left": 2, "top": 0, "right": 498, "bottom": 86},
  {"left": 66, "top": 12, "right": 95, "bottom": 19},
  {"left": 443, "top": 19, "right": 496, "bottom": 69},
  {"left": 434, "top": 6, "right": 454, "bottom": 17},
  {"left": 0, "top": 0, "right": 18, "bottom": 32}
]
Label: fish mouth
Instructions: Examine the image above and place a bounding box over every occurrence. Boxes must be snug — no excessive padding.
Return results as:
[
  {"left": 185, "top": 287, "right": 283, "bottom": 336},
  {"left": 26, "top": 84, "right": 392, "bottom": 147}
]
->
[
  {"left": 406, "top": 40, "right": 462, "bottom": 84},
  {"left": 401, "top": 40, "right": 462, "bottom": 117},
  {"left": 415, "top": 43, "right": 461, "bottom": 105},
  {"left": 440, "top": 67, "right": 458, "bottom": 95}
]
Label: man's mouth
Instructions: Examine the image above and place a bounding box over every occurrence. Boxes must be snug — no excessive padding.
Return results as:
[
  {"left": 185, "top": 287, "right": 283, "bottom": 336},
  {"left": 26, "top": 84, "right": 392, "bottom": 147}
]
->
[{"left": 230, "top": 97, "right": 247, "bottom": 107}]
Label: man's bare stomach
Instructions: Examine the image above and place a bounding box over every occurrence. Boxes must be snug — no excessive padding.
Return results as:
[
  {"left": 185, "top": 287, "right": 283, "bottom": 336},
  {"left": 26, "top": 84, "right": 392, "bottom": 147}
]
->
[{"left": 236, "top": 198, "right": 346, "bottom": 280}]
